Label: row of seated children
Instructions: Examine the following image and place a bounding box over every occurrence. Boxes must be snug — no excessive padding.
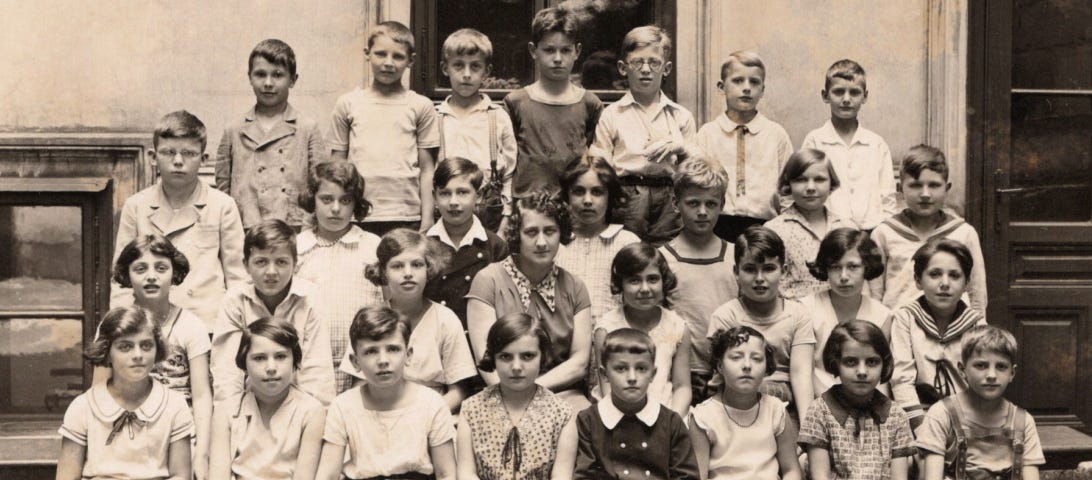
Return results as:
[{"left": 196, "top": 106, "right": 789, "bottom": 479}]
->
[{"left": 57, "top": 294, "right": 1041, "bottom": 480}]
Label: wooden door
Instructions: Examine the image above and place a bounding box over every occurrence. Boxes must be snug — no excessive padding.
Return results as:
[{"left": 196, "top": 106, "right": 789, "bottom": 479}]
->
[{"left": 969, "top": 0, "right": 1092, "bottom": 428}]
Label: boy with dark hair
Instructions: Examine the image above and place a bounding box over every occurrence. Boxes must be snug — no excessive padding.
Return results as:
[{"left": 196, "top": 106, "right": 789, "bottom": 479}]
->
[
  {"left": 215, "top": 38, "right": 326, "bottom": 231},
  {"left": 211, "top": 219, "right": 334, "bottom": 405},
  {"left": 504, "top": 6, "right": 603, "bottom": 196},
  {"left": 575, "top": 328, "right": 699, "bottom": 480},
  {"left": 801, "top": 59, "right": 896, "bottom": 230},
  {"left": 111, "top": 110, "right": 247, "bottom": 330}
]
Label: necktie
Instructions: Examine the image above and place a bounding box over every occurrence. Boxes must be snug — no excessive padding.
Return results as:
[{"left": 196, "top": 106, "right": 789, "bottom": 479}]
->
[
  {"left": 106, "top": 411, "right": 146, "bottom": 445},
  {"left": 736, "top": 124, "right": 749, "bottom": 196}
]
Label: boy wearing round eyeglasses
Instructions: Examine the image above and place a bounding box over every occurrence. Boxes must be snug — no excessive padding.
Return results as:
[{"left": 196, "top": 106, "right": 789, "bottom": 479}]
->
[
  {"left": 589, "top": 25, "right": 696, "bottom": 246},
  {"left": 111, "top": 110, "right": 248, "bottom": 332}
]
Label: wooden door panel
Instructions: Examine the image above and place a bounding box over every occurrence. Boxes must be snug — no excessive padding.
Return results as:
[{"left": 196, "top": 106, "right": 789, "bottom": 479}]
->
[{"left": 1010, "top": 309, "right": 1085, "bottom": 424}]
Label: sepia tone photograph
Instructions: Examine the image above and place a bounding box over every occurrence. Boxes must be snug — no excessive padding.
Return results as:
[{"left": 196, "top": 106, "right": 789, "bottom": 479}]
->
[{"left": 1, "top": 0, "right": 1090, "bottom": 478}]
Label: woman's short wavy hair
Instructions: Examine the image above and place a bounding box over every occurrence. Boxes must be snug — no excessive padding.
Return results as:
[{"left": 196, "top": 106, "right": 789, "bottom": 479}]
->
[
  {"left": 504, "top": 190, "right": 574, "bottom": 255},
  {"left": 112, "top": 234, "right": 190, "bottom": 288},
  {"left": 364, "top": 229, "right": 451, "bottom": 286},
  {"left": 84, "top": 307, "right": 167, "bottom": 367}
]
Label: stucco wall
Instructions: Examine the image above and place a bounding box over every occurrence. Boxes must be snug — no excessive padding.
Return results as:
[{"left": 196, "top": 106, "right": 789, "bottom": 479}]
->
[
  {"left": 698, "top": 1, "right": 929, "bottom": 183},
  {"left": 0, "top": 1, "right": 944, "bottom": 206},
  {"left": 0, "top": 0, "right": 371, "bottom": 146}
]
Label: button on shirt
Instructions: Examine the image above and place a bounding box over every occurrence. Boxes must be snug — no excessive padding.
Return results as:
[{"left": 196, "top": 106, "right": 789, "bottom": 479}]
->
[
  {"left": 801, "top": 120, "right": 897, "bottom": 229},
  {"left": 696, "top": 112, "right": 793, "bottom": 220},
  {"left": 574, "top": 398, "right": 699, "bottom": 480},
  {"left": 424, "top": 216, "right": 509, "bottom": 326},
  {"left": 589, "top": 91, "right": 696, "bottom": 174}
]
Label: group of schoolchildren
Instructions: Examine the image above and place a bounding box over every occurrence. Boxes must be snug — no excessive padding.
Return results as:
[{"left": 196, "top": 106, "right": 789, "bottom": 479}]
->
[{"left": 54, "top": 5, "right": 1043, "bottom": 480}]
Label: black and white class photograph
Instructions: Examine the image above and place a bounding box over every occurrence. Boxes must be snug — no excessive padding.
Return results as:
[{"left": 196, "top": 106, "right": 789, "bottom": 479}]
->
[{"left": 0, "top": 1, "right": 1090, "bottom": 479}]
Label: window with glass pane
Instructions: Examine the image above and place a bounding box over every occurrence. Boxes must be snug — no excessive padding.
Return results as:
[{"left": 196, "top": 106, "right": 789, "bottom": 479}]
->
[
  {"left": 0, "top": 318, "right": 84, "bottom": 414},
  {"left": 0, "top": 206, "right": 82, "bottom": 310},
  {"left": 413, "top": 0, "right": 675, "bottom": 100},
  {"left": 1009, "top": 0, "right": 1092, "bottom": 222}
]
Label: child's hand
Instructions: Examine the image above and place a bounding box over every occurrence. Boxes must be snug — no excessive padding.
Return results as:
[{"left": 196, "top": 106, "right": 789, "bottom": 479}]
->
[{"left": 645, "top": 139, "right": 686, "bottom": 165}]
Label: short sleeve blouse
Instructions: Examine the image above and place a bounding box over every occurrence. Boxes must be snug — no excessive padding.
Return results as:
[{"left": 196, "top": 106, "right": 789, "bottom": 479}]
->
[
  {"left": 467, "top": 262, "right": 591, "bottom": 373},
  {"left": 462, "top": 385, "right": 574, "bottom": 480},
  {"left": 689, "top": 394, "right": 786, "bottom": 480},
  {"left": 58, "top": 382, "right": 194, "bottom": 479}
]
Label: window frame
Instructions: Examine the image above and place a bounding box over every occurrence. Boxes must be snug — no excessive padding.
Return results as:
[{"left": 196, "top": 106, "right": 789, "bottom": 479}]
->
[
  {"left": 0, "top": 178, "right": 113, "bottom": 416},
  {"left": 410, "top": 0, "right": 677, "bottom": 102}
]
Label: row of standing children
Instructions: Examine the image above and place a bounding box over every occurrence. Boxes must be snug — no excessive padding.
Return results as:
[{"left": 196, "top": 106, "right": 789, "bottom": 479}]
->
[{"left": 66, "top": 2, "right": 1035, "bottom": 479}]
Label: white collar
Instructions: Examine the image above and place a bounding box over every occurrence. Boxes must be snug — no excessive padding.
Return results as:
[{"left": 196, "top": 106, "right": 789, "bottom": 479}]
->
[
  {"left": 575, "top": 223, "right": 625, "bottom": 240},
  {"left": 436, "top": 93, "right": 497, "bottom": 116},
  {"left": 427, "top": 215, "right": 489, "bottom": 249},
  {"left": 715, "top": 111, "right": 770, "bottom": 135},
  {"left": 296, "top": 225, "right": 369, "bottom": 254},
  {"left": 813, "top": 119, "right": 874, "bottom": 146},
  {"left": 88, "top": 381, "right": 169, "bottom": 423},
  {"left": 597, "top": 397, "right": 660, "bottom": 429},
  {"left": 242, "top": 277, "right": 314, "bottom": 309},
  {"left": 615, "top": 91, "right": 682, "bottom": 114}
]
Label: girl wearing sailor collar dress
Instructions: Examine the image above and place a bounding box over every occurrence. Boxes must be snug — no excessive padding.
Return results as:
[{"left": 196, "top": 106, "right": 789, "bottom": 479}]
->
[{"left": 57, "top": 307, "right": 195, "bottom": 480}]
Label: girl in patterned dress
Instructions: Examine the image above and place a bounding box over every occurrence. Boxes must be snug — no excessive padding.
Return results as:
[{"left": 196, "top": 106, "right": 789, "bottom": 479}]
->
[
  {"left": 764, "top": 148, "right": 856, "bottom": 300},
  {"left": 799, "top": 320, "right": 916, "bottom": 480},
  {"left": 555, "top": 155, "right": 641, "bottom": 323},
  {"left": 592, "top": 242, "right": 692, "bottom": 415},
  {"left": 457, "top": 312, "right": 578, "bottom": 480},
  {"left": 97, "top": 235, "right": 212, "bottom": 478},
  {"left": 295, "top": 160, "right": 384, "bottom": 394}
]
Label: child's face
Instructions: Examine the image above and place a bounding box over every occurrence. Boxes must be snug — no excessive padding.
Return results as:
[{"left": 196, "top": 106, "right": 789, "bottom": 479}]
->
[
  {"left": 249, "top": 56, "right": 296, "bottom": 111},
  {"left": 518, "top": 210, "right": 561, "bottom": 268},
  {"left": 718, "top": 336, "right": 768, "bottom": 395},
  {"left": 602, "top": 351, "right": 655, "bottom": 405},
  {"left": 245, "top": 335, "right": 296, "bottom": 399},
  {"left": 153, "top": 138, "right": 204, "bottom": 191},
  {"left": 718, "top": 62, "right": 765, "bottom": 115},
  {"left": 901, "top": 169, "right": 950, "bottom": 218},
  {"left": 827, "top": 248, "right": 866, "bottom": 299},
  {"left": 619, "top": 45, "right": 670, "bottom": 99},
  {"left": 435, "top": 174, "right": 478, "bottom": 228},
  {"left": 129, "top": 250, "right": 173, "bottom": 304},
  {"left": 822, "top": 76, "right": 867, "bottom": 121},
  {"left": 622, "top": 263, "right": 664, "bottom": 312},
  {"left": 788, "top": 160, "right": 833, "bottom": 213},
  {"left": 835, "top": 338, "right": 883, "bottom": 400},
  {"left": 962, "top": 350, "right": 1015, "bottom": 402},
  {"left": 676, "top": 187, "right": 723, "bottom": 236},
  {"left": 735, "top": 251, "right": 782, "bottom": 304},
  {"left": 385, "top": 245, "right": 429, "bottom": 300},
  {"left": 350, "top": 333, "right": 408, "bottom": 387},
  {"left": 314, "top": 180, "right": 355, "bottom": 235},
  {"left": 442, "top": 52, "right": 490, "bottom": 100},
  {"left": 530, "top": 32, "right": 580, "bottom": 83},
  {"left": 494, "top": 334, "right": 542, "bottom": 393},
  {"left": 246, "top": 245, "right": 295, "bottom": 298},
  {"left": 367, "top": 35, "right": 414, "bottom": 87},
  {"left": 568, "top": 170, "right": 609, "bottom": 228},
  {"left": 914, "top": 251, "right": 967, "bottom": 314},
  {"left": 109, "top": 326, "right": 157, "bottom": 384}
]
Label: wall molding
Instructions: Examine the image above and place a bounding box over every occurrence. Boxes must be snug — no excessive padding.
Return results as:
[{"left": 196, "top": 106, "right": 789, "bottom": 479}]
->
[{"left": 926, "top": 0, "right": 969, "bottom": 214}]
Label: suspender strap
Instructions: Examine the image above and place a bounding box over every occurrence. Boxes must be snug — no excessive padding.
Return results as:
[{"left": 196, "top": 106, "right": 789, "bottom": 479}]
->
[
  {"left": 437, "top": 113, "right": 446, "bottom": 160},
  {"left": 1010, "top": 405, "right": 1027, "bottom": 480},
  {"left": 943, "top": 396, "right": 969, "bottom": 480},
  {"left": 488, "top": 108, "right": 499, "bottom": 181}
]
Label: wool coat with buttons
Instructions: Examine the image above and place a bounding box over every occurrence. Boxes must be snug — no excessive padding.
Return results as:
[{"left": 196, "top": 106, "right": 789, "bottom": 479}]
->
[
  {"left": 214, "top": 104, "right": 327, "bottom": 229},
  {"left": 574, "top": 400, "right": 700, "bottom": 480}
]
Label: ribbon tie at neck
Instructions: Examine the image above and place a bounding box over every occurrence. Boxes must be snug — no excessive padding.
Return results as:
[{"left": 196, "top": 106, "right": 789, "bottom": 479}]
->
[{"left": 106, "top": 410, "right": 146, "bottom": 445}]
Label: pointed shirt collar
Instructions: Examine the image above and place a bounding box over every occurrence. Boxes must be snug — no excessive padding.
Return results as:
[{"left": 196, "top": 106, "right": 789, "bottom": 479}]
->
[
  {"left": 811, "top": 119, "right": 875, "bottom": 147},
  {"left": 597, "top": 397, "right": 660, "bottom": 429},
  {"left": 714, "top": 111, "right": 770, "bottom": 135},
  {"left": 436, "top": 93, "right": 499, "bottom": 116},
  {"left": 241, "top": 278, "right": 314, "bottom": 313},
  {"left": 151, "top": 180, "right": 207, "bottom": 209},
  {"left": 427, "top": 216, "right": 489, "bottom": 249},
  {"left": 823, "top": 385, "right": 892, "bottom": 425},
  {"left": 778, "top": 205, "right": 853, "bottom": 237},
  {"left": 297, "top": 225, "right": 368, "bottom": 254},
  {"left": 88, "top": 381, "right": 169, "bottom": 424},
  {"left": 614, "top": 91, "right": 683, "bottom": 118},
  {"left": 502, "top": 257, "right": 558, "bottom": 313}
]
